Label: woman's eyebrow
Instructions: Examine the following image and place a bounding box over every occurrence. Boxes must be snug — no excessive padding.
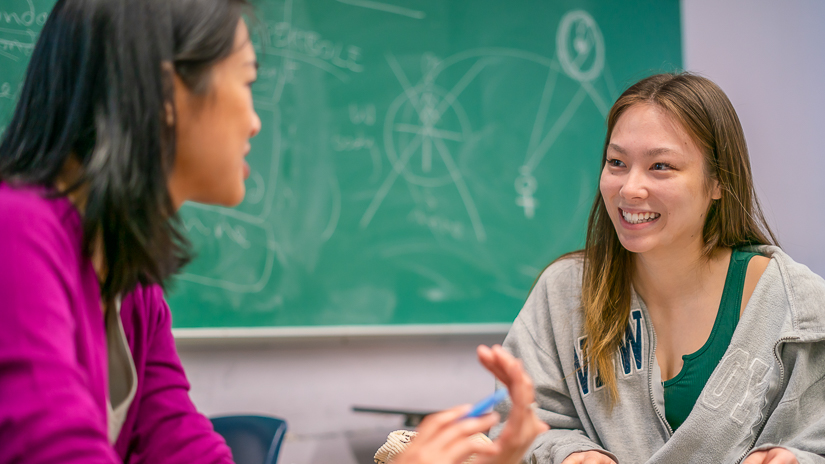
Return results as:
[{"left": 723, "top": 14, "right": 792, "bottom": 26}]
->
[
  {"left": 607, "top": 144, "right": 678, "bottom": 157},
  {"left": 607, "top": 143, "right": 625, "bottom": 154},
  {"left": 644, "top": 147, "right": 678, "bottom": 157}
]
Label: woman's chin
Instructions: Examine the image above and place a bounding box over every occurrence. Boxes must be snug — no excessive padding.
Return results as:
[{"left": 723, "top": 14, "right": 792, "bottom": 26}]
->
[
  {"left": 617, "top": 237, "right": 656, "bottom": 255},
  {"left": 198, "top": 186, "right": 246, "bottom": 208},
  {"left": 224, "top": 188, "right": 246, "bottom": 207}
]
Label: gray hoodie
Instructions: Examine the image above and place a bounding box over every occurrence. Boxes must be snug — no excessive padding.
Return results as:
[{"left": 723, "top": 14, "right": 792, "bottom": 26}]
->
[{"left": 492, "top": 246, "right": 825, "bottom": 463}]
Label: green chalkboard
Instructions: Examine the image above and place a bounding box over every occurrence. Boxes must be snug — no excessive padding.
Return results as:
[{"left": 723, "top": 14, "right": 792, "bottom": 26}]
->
[{"left": 0, "top": 0, "right": 681, "bottom": 331}]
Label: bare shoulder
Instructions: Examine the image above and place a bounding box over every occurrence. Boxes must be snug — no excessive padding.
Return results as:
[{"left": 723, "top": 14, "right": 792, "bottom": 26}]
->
[
  {"left": 747, "top": 255, "right": 772, "bottom": 280},
  {"left": 741, "top": 255, "right": 772, "bottom": 316}
]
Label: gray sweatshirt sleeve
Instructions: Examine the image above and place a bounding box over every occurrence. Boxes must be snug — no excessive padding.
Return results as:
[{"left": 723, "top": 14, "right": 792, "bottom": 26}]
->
[
  {"left": 491, "top": 260, "right": 618, "bottom": 464},
  {"left": 745, "top": 343, "right": 825, "bottom": 463}
]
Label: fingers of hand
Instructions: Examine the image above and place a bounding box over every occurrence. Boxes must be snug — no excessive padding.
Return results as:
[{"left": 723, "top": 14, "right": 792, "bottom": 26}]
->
[
  {"left": 742, "top": 448, "right": 798, "bottom": 464},
  {"left": 767, "top": 447, "right": 798, "bottom": 464},
  {"left": 398, "top": 438, "right": 499, "bottom": 464},
  {"left": 417, "top": 408, "right": 499, "bottom": 450},
  {"left": 443, "top": 437, "right": 500, "bottom": 462},
  {"left": 742, "top": 451, "right": 768, "bottom": 464},
  {"left": 560, "top": 450, "right": 616, "bottom": 464},
  {"left": 478, "top": 345, "right": 535, "bottom": 409},
  {"left": 477, "top": 344, "right": 510, "bottom": 382},
  {"left": 506, "top": 357, "right": 535, "bottom": 407},
  {"left": 401, "top": 409, "right": 501, "bottom": 464},
  {"left": 415, "top": 404, "right": 473, "bottom": 439}
]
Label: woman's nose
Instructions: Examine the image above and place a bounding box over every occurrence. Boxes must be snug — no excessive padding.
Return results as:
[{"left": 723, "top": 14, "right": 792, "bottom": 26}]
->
[
  {"left": 620, "top": 168, "right": 648, "bottom": 200},
  {"left": 250, "top": 109, "right": 261, "bottom": 138}
]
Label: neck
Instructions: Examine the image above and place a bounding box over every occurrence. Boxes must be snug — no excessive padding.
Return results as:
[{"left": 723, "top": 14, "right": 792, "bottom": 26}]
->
[
  {"left": 632, "top": 241, "right": 730, "bottom": 312},
  {"left": 55, "top": 155, "right": 88, "bottom": 212},
  {"left": 55, "top": 156, "right": 107, "bottom": 297}
]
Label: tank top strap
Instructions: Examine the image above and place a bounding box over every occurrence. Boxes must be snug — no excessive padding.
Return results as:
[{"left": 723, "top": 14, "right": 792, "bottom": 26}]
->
[{"left": 719, "top": 247, "right": 761, "bottom": 325}]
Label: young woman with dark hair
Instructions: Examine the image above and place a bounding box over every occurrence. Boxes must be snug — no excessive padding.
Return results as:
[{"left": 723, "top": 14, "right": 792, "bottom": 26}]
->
[
  {"left": 493, "top": 73, "right": 825, "bottom": 464},
  {"left": 0, "top": 0, "right": 545, "bottom": 462}
]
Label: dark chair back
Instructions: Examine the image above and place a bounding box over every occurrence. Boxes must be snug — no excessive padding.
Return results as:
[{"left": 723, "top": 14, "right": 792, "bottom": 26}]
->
[{"left": 211, "top": 415, "right": 288, "bottom": 464}]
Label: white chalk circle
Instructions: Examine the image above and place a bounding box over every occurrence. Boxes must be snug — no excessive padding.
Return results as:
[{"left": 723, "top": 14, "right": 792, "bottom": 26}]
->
[
  {"left": 556, "top": 10, "right": 605, "bottom": 82},
  {"left": 384, "top": 83, "right": 472, "bottom": 187}
]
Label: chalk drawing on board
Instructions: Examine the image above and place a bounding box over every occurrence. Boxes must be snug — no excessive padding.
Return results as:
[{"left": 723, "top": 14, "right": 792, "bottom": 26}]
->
[
  {"left": 177, "top": 207, "right": 284, "bottom": 293},
  {"left": 321, "top": 171, "right": 342, "bottom": 242},
  {"left": 514, "top": 166, "right": 538, "bottom": 219},
  {"left": 336, "top": 0, "right": 425, "bottom": 20},
  {"left": 556, "top": 10, "right": 604, "bottom": 83},
  {"left": 360, "top": 52, "right": 487, "bottom": 243},
  {"left": 244, "top": 170, "right": 266, "bottom": 205},
  {"left": 556, "top": 10, "right": 609, "bottom": 115},
  {"left": 395, "top": 9, "right": 608, "bottom": 221}
]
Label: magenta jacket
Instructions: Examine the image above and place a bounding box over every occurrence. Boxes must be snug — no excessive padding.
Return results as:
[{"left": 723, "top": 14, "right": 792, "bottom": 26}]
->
[{"left": 0, "top": 183, "right": 233, "bottom": 463}]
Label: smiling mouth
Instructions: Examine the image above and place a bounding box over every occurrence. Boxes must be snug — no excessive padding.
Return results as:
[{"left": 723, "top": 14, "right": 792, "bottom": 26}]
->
[{"left": 620, "top": 208, "right": 660, "bottom": 224}]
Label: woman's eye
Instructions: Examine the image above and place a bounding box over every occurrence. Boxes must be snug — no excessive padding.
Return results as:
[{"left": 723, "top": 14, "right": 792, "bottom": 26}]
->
[
  {"left": 652, "top": 162, "right": 671, "bottom": 170},
  {"left": 606, "top": 158, "right": 624, "bottom": 167}
]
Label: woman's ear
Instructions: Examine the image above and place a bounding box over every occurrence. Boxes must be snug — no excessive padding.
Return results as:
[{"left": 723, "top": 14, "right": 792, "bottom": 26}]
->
[
  {"left": 711, "top": 178, "right": 723, "bottom": 201},
  {"left": 164, "top": 101, "right": 175, "bottom": 126},
  {"left": 161, "top": 61, "right": 176, "bottom": 127}
]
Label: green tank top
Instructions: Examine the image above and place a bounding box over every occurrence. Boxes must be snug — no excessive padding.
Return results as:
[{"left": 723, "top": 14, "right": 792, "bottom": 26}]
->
[{"left": 662, "top": 248, "right": 761, "bottom": 431}]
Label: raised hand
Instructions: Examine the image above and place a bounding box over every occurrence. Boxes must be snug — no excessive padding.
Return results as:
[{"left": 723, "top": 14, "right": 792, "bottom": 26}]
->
[
  {"left": 475, "top": 344, "right": 549, "bottom": 464},
  {"left": 393, "top": 344, "right": 547, "bottom": 464}
]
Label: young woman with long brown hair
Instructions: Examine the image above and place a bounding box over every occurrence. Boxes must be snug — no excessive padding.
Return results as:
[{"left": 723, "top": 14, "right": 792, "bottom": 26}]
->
[{"left": 493, "top": 73, "right": 825, "bottom": 464}]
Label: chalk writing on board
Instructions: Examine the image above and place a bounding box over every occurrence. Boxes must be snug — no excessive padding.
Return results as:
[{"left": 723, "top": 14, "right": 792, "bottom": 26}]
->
[
  {"left": 0, "top": 0, "right": 47, "bottom": 27},
  {"left": 258, "top": 21, "right": 364, "bottom": 75},
  {"left": 331, "top": 133, "right": 382, "bottom": 181},
  {"left": 0, "top": 0, "right": 47, "bottom": 63},
  {"left": 0, "top": 82, "right": 11, "bottom": 98},
  {"left": 408, "top": 209, "right": 465, "bottom": 240},
  {"left": 184, "top": 216, "right": 252, "bottom": 249},
  {"left": 349, "top": 103, "right": 376, "bottom": 126},
  {"left": 0, "top": 27, "right": 35, "bottom": 61}
]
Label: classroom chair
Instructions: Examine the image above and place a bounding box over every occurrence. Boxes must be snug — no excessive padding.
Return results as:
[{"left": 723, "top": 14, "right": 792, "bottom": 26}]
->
[{"left": 210, "top": 415, "right": 288, "bottom": 464}]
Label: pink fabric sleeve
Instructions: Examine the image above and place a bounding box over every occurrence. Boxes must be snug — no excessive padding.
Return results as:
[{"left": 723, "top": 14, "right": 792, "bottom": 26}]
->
[{"left": 0, "top": 195, "right": 118, "bottom": 463}]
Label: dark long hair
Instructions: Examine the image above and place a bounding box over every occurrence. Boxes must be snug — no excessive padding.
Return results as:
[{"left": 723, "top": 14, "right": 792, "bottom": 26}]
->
[
  {"left": 0, "top": 0, "right": 249, "bottom": 302},
  {"left": 580, "top": 73, "right": 778, "bottom": 402}
]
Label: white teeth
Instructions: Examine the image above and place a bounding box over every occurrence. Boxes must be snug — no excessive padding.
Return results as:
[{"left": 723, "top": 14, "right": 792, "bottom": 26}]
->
[{"left": 622, "top": 210, "right": 659, "bottom": 224}]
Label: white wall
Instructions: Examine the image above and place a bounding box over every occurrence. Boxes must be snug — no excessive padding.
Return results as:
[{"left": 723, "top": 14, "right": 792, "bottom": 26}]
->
[
  {"left": 179, "top": 334, "right": 504, "bottom": 464},
  {"left": 682, "top": 0, "right": 825, "bottom": 275},
  {"left": 178, "top": 2, "right": 825, "bottom": 463}
]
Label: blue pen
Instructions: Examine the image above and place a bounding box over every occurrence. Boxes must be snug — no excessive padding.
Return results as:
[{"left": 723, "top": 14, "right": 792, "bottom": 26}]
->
[{"left": 463, "top": 389, "right": 509, "bottom": 419}]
